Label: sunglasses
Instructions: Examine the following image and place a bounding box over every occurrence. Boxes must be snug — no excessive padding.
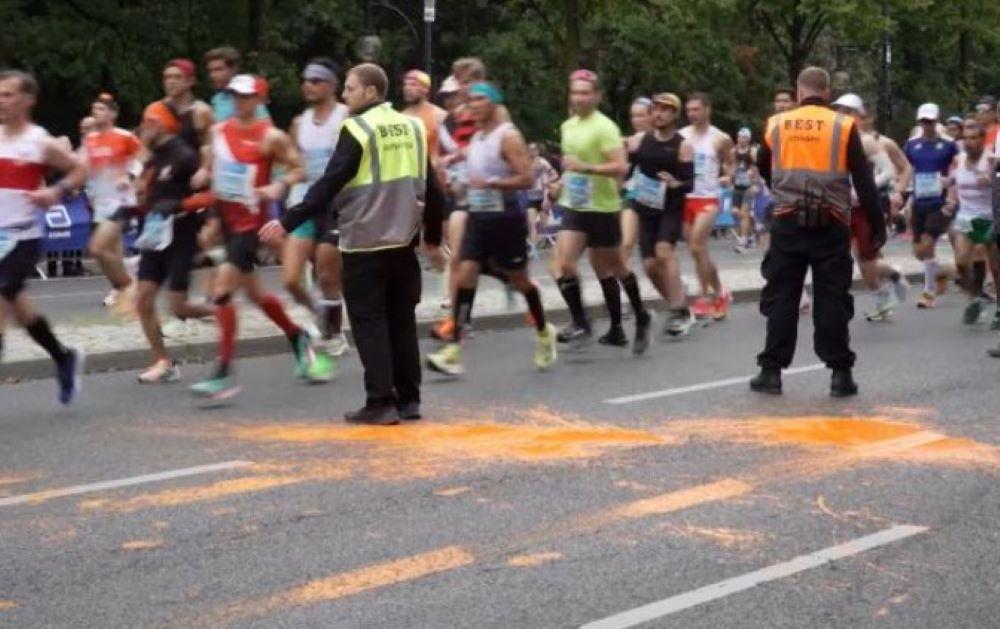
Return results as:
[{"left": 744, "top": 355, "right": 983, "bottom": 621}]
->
[{"left": 303, "top": 77, "right": 329, "bottom": 85}]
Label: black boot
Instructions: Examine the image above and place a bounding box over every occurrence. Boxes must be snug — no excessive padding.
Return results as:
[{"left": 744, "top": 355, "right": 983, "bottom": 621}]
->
[
  {"left": 345, "top": 401, "right": 399, "bottom": 425},
  {"left": 830, "top": 369, "right": 859, "bottom": 398},
  {"left": 750, "top": 368, "right": 782, "bottom": 394}
]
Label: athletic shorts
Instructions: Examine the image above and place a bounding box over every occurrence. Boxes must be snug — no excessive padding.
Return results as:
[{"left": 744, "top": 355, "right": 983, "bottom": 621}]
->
[
  {"left": 954, "top": 215, "right": 995, "bottom": 245},
  {"left": 460, "top": 214, "right": 528, "bottom": 270},
  {"left": 558, "top": 206, "right": 622, "bottom": 248},
  {"left": 683, "top": 196, "right": 720, "bottom": 225},
  {"left": 850, "top": 208, "right": 877, "bottom": 262},
  {"left": 290, "top": 216, "right": 340, "bottom": 248},
  {"left": 0, "top": 237, "right": 40, "bottom": 301},
  {"left": 225, "top": 231, "right": 259, "bottom": 273},
  {"left": 732, "top": 187, "right": 751, "bottom": 212},
  {"left": 638, "top": 210, "right": 683, "bottom": 258},
  {"left": 137, "top": 219, "right": 199, "bottom": 292},
  {"left": 290, "top": 218, "right": 317, "bottom": 240},
  {"left": 911, "top": 204, "right": 950, "bottom": 240}
]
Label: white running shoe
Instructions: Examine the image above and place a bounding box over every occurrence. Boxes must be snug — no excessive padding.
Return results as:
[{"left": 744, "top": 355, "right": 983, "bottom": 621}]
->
[{"left": 138, "top": 360, "right": 181, "bottom": 384}]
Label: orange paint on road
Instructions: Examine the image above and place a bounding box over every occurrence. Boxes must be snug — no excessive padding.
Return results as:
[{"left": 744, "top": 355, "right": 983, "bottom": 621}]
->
[
  {"left": 661, "top": 523, "right": 764, "bottom": 549},
  {"left": 120, "top": 539, "right": 163, "bottom": 552},
  {"left": 614, "top": 479, "right": 753, "bottom": 519},
  {"left": 79, "top": 475, "right": 313, "bottom": 513},
  {"left": 507, "top": 551, "right": 564, "bottom": 567},
  {"left": 0, "top": 600, "right": 16, "bottom": 611}
]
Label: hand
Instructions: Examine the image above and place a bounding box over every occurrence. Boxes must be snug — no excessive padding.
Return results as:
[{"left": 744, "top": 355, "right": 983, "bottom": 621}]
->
[
  {"left": 24, "top": 186, "right": 63, "bottom": 209},
  {"left": 424, "top": 244, "right": 446, "bottom": 271},
  {"left": 941, "top": 202, "right": 957, "bottom": 217},
  {"left": 657, "top": 171, "right": 677, "bottom": 187},
  {"left": 718, "top": 175, "right": 732, "bottom": 188},
  {"left": 562, "top": 157, "right": 587, "bottom": 173},
  {"left": 190, "top": 168, "right": 210, "bottom": 190},
  {"left": 467, "top": 176, "right": 490, "bottom": 190},
  {"left": 889, "top": 191, "right": 904, "bottom": 212},
  {"left": 258, "top": 219, "right": 287, "bottom": 245}
]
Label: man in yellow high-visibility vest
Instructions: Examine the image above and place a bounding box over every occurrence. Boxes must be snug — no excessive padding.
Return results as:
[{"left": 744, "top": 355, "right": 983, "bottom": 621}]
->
[
  {"left": 261, "top": 63, "right": 446, "bottom": 425},
  {"left": 752, "top": 66, "right": 886, "bottom": 398}
]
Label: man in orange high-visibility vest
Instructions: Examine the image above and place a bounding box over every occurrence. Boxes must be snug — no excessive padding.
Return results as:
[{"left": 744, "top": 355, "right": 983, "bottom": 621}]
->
[{"left": 751, "top": 67, "right": 886, "bottom": 398}]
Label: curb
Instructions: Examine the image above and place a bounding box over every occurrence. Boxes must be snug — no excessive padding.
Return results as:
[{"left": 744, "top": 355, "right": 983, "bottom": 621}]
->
[{"left": 1, "top": 273, "right": 924, "bottom": 383}]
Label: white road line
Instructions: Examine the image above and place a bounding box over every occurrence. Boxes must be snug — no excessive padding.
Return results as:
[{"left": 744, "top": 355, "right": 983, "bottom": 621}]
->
[
  {"left": 0, "top": 460, "right": 254, "bottom": 507},
  {"left": 581, "top": 524, "right": 928, "bottom": 629},
  {"left": 604, "top": 363, "right": 825, "bottom": 405}
]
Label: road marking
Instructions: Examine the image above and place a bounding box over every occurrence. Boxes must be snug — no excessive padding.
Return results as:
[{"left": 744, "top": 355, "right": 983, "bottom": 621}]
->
[
  {"left": 613, "top": 479, "right": 752, "bottom": 519},
  {"left": 0, "top": 460, "right": 253, "bottom": 507},
  {"left": 604, "top": 363, "right": 825, "bottom": 404},
  {"left": 581, "top": 524, "right": 928, "bottom": 629}
]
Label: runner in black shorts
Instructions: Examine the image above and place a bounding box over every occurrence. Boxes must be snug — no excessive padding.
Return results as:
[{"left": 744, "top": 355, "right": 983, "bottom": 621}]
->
[
  {"left": 631, "top": 92, "right": 696, "bottom": 337},
  {"left": 133, "top": 101, "right": 217, "bottom": 383}
]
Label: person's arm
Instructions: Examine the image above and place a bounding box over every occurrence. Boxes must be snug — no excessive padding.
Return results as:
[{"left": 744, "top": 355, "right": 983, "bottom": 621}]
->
[
  {"left": 256, "top": 129, "right": 304, "bottom": 202},
  {"left": 718, "top": 134, "right": 735, "bottom": 186},
  {"left": 25, "top": 138, "right": 88, "bottom": 207},
  {"left": 422, "top": 157, "right": 445, "bottom": 249},
  {"left": 564, "top": 145, "right": 627, "bottom": 178},
  {"left": 470, "top": 128, "right": 533, "bottom": 191},
  {"left": 756, "top": 141, "right": 773, "bottom": 187},
  {"left": 882, "top": 138, "right": 912, "bottom": 195},
  {"left": 846, "top": 126, "right": 886, "bottom": 247},
  {"left": 942, "top": 156, "right": 960, "bottom": 216},
  {"left": 195, "top": 101, "right": 214, "bottom": 145},
  {"left": 278, "top": 131, "right": 362, "bottom": 233}
]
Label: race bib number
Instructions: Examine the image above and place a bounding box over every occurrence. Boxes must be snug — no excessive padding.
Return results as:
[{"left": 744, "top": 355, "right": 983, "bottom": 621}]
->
[
  {"left": 634, "top": 173, "right": 666, "bottom": 210},
  {"left": 565, "top": 172, "right": 594, "bottom": 208},
  {"left": 135, "top": 213, "right": 174, "bottom": 251},
  {"left": 914, "top": 172, "right": 942, "bottom": 199},
  {"left": 214, "top": 160, "right": 258, "bottom": 206},
  {"left": 303, "top": 148, "right": 333, "bottom": 184},
  {"left": 467, "top": 188, "right": 504, "bottom": 214},
  {"left": 0, "top": 228, "right": 14, "bottom": 263}
]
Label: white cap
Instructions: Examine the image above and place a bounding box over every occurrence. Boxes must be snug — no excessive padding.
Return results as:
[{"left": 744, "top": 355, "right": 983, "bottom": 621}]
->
[
  {"left": 226, "top": 74, "right": 258, "bottom": 96},
  {"left": 439, "top": 75, "right": 461, "bottom": 94},
  {"left": 916, "top": 103, "right": 940, "bottom": 121},
  {"left": 833, "top": 93, "right": 864, "bottom": 114}
]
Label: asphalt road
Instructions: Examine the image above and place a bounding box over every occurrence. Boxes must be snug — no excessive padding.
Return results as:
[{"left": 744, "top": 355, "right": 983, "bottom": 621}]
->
[{"left": 1, "top": 297, "right": 998, "bottom": 628}]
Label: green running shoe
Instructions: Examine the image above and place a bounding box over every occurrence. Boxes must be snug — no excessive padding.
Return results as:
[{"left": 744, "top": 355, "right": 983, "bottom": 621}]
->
[
  {"left": 535, "top": 323, "right": 558, "bottom": 370},
  {"left": 307, "top": 350, "right": 339, "bottom": 383}
]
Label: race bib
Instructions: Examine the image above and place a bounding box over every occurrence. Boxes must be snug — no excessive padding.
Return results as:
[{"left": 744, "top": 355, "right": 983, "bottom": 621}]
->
[
  {"left": 303, "top": 148, "right": 333, "bottom": 184},
  {"left": 914, "top": 171, "right": 942, "bottom": 200},
  {"left": 214, "top": 160, "right": 258, "bottom": 206},
  {"left": 634, "top": 173, "right": 667, "bottom": 210},
  {"left": 467, "top": 188, "right": 504, "bottom": 214},
  {"left": 135, "top": 213, "right": 174, "bottom": 251},
  {"left": 0, "top": 228, "right": 14, "bottom": 263},
  {"left": 565, "top": 172, "right": 594, "bottom": 208},
  {"left": 734, "top": 167, "right": 752, "bottom": 188},
  {"left": 694, "top": 152, "right": 708, "bottom": 176}
]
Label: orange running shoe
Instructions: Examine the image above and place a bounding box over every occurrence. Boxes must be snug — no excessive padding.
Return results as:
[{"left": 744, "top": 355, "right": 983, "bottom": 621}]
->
[
  {"left": 691, "top": 296, "right": 713, "bottom": 319},
  {"left": 430, "top": 317, "right": 456, "bottom": 341},
  {"left": 712, "top": 289, "right": 732, "bottom": 321}
]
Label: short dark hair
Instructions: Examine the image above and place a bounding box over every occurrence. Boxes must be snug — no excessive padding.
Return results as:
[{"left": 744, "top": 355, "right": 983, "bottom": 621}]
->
[
  {"left": 0, "top": 70, "right": 39, "bottom": 97},
  {"left": 687, "top": 92, "right": 711, "bottom": 107},
  {"left": 349, "top": 63, "right": 388, "bottom": 99},
  {"left": 203, "top": 46, "right": 242, "bottom": 69},
  {"left": 774, "top": 86, "right": 795, "bottom": 99}
]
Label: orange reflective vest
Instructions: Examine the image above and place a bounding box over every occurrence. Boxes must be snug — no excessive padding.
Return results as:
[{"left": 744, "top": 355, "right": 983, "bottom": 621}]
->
[{"left": 765, "top": 104, "right": 854, "bottom": 215}]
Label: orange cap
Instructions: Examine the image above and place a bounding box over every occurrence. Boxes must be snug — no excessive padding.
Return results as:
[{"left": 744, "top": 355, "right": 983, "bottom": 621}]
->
[{"left": 143, "top": 101, "right": 181, "bottom": 135}]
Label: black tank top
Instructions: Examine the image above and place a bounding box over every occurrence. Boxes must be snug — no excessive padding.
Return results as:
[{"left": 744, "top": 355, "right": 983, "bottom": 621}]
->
[
  {"left": 733, "top": 146, "right": 754, "bottom": 189},
  {"left": 633, "top": 131, "right": 685, "bottom": 213},
  {"left": 162, "top": 100, "right": 202, "bottom": 152}
]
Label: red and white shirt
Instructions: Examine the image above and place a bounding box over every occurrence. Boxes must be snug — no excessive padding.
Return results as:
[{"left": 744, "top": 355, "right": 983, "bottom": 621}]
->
[
  {"left": 212, "top": 119, "right": 273, "bottom": 233},
  {"left": 0, "top": 124, "right": 50, "bottom": 240},
  {"left": 84, "top": 127, "right": 142, "bottom": 220}
]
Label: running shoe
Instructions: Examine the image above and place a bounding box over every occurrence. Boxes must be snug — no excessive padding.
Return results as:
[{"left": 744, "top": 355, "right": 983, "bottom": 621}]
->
[
  {"left": 426, "top": 343, "right": 464, "bottom": 377},
  {"left": 138, "top": 359, "right": 181, "bottom": 384},
  {"left": 665, "top": 308, "right": 695, "bottom": 337},
  {"left": 306, "top": 350, "right": 339, "bottom": 383},
  {"left": 57, "top": 347, "right": 85, "bottom": 405},
  {"left": 189, "top": 375, "right": 239, "bottom": 399},
  {"left": 556, "top": 323, "right": 593, "bottom": 350},
  {"left": 430, "top": 317, "right": 455, "bottom": 341},
  {"left": 535, "top": 323, "right": 558, "bottom": 370},
  {"left": 991, "top": 309, "right": 1000, "bottom": 331},
  {"left": 291, "top": 330, "right": 314, "bottom": 379},
  {"left": 962, "top": 299, "right": 984, "bottom": 325},
  {"left": 712, "top": 289, "right": 732, "bottom": 321},
  {"left": 598, "top": 325, "right": 629, "bottom": 348},
  {"left": 916, "top": 291, "right": 936, "bottom": 309},
  {"left": 691, "top": 296, "right": 713, "bottom": 319},
  {"left": 111, "top": 283, "right": 138, "bottom": 318},
  {"left": 102, "top": 289, "right": 120, "bottom": 307},
  {"left": 326, "top": 333, "right": 350, "bottom": 357},
  {"left": 160, "top": 317, "right": 190, "bottom": 339},
  {"left": 632, "top": 310, "right": 652, "bottom": 356},
  {"left": 890, "top": 268, "right": 909, "bottom": 303}
]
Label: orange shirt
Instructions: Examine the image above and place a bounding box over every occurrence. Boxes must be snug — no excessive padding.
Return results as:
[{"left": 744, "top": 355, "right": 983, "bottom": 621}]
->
[{"left": 84, "top": 127, "right": 142, "bottom": 218}]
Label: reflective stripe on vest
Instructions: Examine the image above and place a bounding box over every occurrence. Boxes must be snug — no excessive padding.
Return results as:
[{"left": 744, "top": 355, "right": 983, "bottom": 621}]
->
[
  {"left": 766, "top": 105, "right": 853, "bottom": 214},
  {"left": 334, "top": 102, "right": 428, "bottom": 252}
]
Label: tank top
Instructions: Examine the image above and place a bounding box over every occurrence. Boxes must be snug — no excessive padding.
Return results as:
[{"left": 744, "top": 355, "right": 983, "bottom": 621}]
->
[
  {"left": 169, "top": 100, "right": 205, "bottom": 152},
  {"left": 680, "top": 125, "right": 723, "bottom": 198},
  {"left": 633, "top": 131, "right": 684, "bottom": 213},
  {"left": 733, "top": 146, "right": 754, "bottom": 189},
  {"left": 408, "top": 102, "right": 441, "bottom": 158},
  {"left": 954, "top": 152, "right": 993, "bottom": 220},
  {"left": 466, "top": 122, "right": 518, "bottom": 215},
  {"left": 0, "top": 124, "right": 49, "bottom": 240},
  {"left": 289, "top": 103, "right": 349, "bottom": 205},
  {"left": 85, "top": 127, "right": 141, "bottom": 219},
  {"left": 212, "top": 119, "right": 273, "bottom": 233}
]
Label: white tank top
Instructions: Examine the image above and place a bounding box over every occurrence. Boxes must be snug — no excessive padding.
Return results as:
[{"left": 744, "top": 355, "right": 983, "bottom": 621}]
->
[
  {"left": 466, "top": 122, "right": 516, "bottom": 213},
  {"left": 681, "top": 125, "right": 723, "bottom": 197},
  {"left": 289, "top": 103, "right": 349, "bottom": 204},
  {"left": 0, "top": 124, "right": 49, "bottom": 240},
  {"left": 954, "top": 152, "right": 993, "bottom": 220}
]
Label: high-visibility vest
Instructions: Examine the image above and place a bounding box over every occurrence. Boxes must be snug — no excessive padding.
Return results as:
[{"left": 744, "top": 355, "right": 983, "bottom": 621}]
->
[
  {"left": 334, "top": 102, "right": 428, "bottom": 252},
  {"left": 765, "top": 104, "right": 853, "bottom": 216}
]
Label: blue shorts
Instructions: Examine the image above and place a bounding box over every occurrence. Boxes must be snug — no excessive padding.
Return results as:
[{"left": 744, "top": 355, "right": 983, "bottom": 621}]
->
[{"left": 290, "top": 219, "right": 318, "bottom": 240}]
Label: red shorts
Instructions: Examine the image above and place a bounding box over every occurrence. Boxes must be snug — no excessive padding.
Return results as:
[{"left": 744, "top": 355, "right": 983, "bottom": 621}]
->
[
  {"left": 851, "top": 208, "right": 877, "bottom": 261},
  {"left": 683, "top": 196, "right": 719, "bottom": 225}
]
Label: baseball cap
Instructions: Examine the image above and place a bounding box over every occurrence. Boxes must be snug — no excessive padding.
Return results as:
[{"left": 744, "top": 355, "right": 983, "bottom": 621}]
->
[
  {"left": 227, "top": 74, "right": 261, "bottom": 96},
  {"left": 832, "top": 93, "right": 864, "bottom": 114},
  {"left": 438, "top": 75, "right": 461, "bottom": 94},
  {"left": 404, "top": 70, "right": 431, "bottom": 88},
  {"left": 651, "top": 92, "right": 681, "bottom": 111},
  {"left": 143, "top": 101, "right": 181, "bottom": 135},
  {"left": 166, "top": 58, "right": 196, "bottom": 79},
  {"left": 916, "top": 102, "right": 940, "bottom": 121}
]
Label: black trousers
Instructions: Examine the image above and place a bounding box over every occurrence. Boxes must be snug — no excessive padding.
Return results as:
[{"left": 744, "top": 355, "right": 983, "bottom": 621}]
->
[
  {"left": 757, "top": 223, "right": 856, "bottom": 370},
  {"left": 342, "top": 246, "right": 422, "bottom": 405}
]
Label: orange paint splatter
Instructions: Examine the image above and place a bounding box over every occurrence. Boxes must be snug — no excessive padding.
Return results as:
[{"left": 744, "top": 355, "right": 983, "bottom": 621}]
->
[
  {"left": 0, "top": 472, "right": 39, "bottom": 487},
  {"left": 661, "top": 523, "right": 764, "bottom": 549},
  {"left": 614, "top": 479, "right": 752, "bottom": 519},
  {"left": 120, "top": 539, "right": 163, "bottom": 552},
  {"left": 0, "top": 600, "right": 17, "bottom": 611},
  {"left": 507, "top": 551, "right": 563, "bottom": 567},
  {"left": 434, "top": 486, "right": 471, "bottom": 497}
]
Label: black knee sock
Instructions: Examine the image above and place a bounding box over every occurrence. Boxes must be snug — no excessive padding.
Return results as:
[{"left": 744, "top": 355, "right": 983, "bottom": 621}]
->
[
  {"left": 523, "top": 286, "right": 546, "bottom": 332},
  {"left": 25, "top": 317, "right": 69, "bottom": 364},
  {"left": 972, "top": 261, "right": 986, "bottom": 295},
  {"left": 452, "top": 287, "right": 476, "bottom": 342},
  {"left": 557, "top": 276, "right": 588, "bottom": 329},
  {"left": 619, "top": 272, "right": 646, "bottom": 318},
  {"left": 599, "top": 276, "right": 622, "bottom": 327},
  {"left": 465, "top": 286, "right": 477, "bottom": 325}
]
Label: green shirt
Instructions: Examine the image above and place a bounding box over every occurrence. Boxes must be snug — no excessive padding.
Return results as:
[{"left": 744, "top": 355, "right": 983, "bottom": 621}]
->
[{"left": 559, "top": 110, "right": 623, "bottom": 213}]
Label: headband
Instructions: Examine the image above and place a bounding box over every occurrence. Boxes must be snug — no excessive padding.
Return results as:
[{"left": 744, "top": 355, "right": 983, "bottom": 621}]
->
[
  {"left": 303, "top": 63, "right": 336, "bottom": 83},
  {"left": 469, "top": 82, "right": 503, "bottom": 104}
]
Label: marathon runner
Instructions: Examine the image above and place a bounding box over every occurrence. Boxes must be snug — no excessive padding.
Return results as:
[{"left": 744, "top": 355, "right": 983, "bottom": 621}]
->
[
  {"left": 0, "top": 70, "right": 87, "bottom": 404},
  {"left": 189, "top": 74, "right": 310, "bottom": 400},
  {"left": 904, "top": 102, "right": 958, "bottom": 309},
  {"left": 401, "top": 69, "right": 446, "bottom": 163},
  {"left": 629, "top": 92, "right": 696, "bottom": 337},
  {"left": 203, "top": 47, "right": 269, "bottom": 122},
  {"left": 426, "top": 82, "right": 557, "bottom": 376},
  {"left": 731, "top": 127, "right": 758, "bottom": 253},
  {"left": 944, "top": 119, "right": 999, "bottom": 325},
  {"left": 621, "top": 97, "right": 652, "bottom": 270},
  {"left": 680, "top": 92, "right": 734, "bottom": 320},
  {"left": 284, "top": 58, "right": 351, "bottom": 379},
  {"left": 551, "top": 69, "right": 652, "bottom": 354},
  {"left": 859, "top": 106, "right": 913, "bottom": 236},
  {"left": 81, "top": 93, "right": 143, "bottom": 309},
  {"left": 526, "top": 142, "right": 558, "bottom": 256},
  {"left": 133, "top": 102, "right": 217, "bottom": 383}
]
